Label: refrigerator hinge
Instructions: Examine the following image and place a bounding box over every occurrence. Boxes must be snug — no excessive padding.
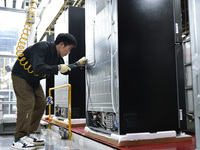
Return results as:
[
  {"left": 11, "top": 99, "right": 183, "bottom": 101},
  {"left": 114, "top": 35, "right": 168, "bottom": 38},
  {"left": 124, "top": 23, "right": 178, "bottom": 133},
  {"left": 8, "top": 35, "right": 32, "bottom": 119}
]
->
[{"left": 179, "top": 109, "right": 183, "bottom": 120}]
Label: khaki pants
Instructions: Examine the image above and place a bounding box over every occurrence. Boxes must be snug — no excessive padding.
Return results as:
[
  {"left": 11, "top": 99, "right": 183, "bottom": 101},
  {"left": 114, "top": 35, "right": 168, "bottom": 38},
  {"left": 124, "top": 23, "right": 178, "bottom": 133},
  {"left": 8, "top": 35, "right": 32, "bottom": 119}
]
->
[{"left": 12, "top": 74, "right": 46, "bottom": 139}]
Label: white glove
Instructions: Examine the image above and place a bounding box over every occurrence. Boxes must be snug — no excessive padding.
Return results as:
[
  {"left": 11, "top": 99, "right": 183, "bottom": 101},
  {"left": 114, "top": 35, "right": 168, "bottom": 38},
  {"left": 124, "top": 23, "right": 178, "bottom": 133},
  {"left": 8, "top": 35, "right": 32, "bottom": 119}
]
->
[
  {"left": 77, "top": 57, "right": 87, "bottom": 66},
  {"left": 60, "top": 64, "right": 71, "bottom": 73}
]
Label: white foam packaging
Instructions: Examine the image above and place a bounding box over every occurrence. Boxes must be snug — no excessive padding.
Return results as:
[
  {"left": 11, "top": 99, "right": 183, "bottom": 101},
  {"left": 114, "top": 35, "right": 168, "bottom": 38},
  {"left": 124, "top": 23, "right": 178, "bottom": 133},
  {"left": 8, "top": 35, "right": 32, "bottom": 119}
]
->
[{"left": 85, "top": 127, "right": 177, "bottom": 143}]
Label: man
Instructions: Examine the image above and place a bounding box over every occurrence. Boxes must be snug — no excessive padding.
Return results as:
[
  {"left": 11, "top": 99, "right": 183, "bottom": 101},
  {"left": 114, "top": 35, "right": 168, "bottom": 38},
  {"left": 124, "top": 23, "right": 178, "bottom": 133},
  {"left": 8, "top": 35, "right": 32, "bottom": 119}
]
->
[{"left": 11, "top": 33, "right": 87, "bottom": 149}]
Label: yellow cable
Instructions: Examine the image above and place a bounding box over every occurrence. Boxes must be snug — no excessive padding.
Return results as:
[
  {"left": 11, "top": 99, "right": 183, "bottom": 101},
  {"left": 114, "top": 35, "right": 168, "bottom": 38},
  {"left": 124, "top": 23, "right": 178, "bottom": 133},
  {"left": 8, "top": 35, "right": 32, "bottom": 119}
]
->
[{"left": 16, "top": 0, "right": 44, "bottom": 77}]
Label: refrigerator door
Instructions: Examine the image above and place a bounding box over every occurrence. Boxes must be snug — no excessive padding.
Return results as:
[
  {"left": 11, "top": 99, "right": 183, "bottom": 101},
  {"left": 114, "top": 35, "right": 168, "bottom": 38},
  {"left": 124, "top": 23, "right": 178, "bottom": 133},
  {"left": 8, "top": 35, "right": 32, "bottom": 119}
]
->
[
  {"left": 54, "top": 7, "right": 85, "bottom": 118},
  {"left": 175, "top": 44, "right": 187, "bottom": 130},
  {"left": 173, "top": 0, "right": 182, "bottom": 43},
  {"left": 118, "top": 0, "right": 181, "bottom": 134}
]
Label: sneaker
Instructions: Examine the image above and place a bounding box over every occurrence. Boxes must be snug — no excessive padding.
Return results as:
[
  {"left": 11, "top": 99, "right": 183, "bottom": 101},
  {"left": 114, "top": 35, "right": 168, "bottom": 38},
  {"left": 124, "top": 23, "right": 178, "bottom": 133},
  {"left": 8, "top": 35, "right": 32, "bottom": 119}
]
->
[
  {"left": 22, "top": 134, "right": 45, "bottom": 146},
  {"left": 11, "top": 138, "right": 36, "bottom": 150}
]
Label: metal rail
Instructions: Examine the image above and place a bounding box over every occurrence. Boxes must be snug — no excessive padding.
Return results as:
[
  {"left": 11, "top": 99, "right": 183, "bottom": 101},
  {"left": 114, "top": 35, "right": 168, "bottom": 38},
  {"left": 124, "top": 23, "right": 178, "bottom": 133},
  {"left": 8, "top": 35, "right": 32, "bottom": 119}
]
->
[
  {"left": 48, "top": 84, "right": 72, "bottom": 140},
  {"left": 39, "top": 0, "right": 70, "bottom": 41}
]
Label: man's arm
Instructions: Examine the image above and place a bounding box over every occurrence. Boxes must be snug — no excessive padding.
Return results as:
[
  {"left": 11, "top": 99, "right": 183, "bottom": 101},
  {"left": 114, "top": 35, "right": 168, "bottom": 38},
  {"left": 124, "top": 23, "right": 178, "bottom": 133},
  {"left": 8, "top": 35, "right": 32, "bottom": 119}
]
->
[
  {"left": 59, "top": 57, "right": 87, "bottom": 75},
  {"left": 57, "top": 56, "right": 87, "bottom": 75}
]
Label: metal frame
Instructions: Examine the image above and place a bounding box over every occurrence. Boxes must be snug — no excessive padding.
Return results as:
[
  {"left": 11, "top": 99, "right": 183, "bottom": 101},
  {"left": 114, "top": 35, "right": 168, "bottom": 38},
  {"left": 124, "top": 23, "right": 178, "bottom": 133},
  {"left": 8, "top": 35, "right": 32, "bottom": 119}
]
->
[
  {"left": 188, "top": 0, "right": 200, "bottom": 149},
  {"left": 0, "top": 56, "right": 17, "bottom": 116},
  {"left": 48, "top": 84, "right": 72, "bottom": 140},
  {"left": 0, "top": 6, "right": 26, "bottom": 13},
  {"left": 0, "top": 54, "right": 17, "bottom": 58}
]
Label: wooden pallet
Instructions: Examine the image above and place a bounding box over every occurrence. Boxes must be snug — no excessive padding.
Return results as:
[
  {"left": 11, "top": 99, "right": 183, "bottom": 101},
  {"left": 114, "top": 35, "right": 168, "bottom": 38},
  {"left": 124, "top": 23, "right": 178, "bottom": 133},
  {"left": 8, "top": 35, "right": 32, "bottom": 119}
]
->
[{"left": 42, "top": 118, "right": 86, "bottom": 127}]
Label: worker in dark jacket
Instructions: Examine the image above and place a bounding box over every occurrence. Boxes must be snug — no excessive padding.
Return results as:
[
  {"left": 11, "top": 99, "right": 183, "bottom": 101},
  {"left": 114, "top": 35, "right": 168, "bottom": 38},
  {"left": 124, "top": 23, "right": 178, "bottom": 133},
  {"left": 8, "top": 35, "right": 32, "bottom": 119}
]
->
[{"left": 11, "top": 33, "right": 87, "bottom": 150}]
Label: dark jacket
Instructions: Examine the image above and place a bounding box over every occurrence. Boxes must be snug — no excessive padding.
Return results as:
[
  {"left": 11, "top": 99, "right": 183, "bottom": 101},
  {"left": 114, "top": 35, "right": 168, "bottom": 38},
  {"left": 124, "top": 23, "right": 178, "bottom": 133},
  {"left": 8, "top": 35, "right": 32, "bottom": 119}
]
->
[{"left": 12, "top": 41, "right": 70, "bottom": 88}]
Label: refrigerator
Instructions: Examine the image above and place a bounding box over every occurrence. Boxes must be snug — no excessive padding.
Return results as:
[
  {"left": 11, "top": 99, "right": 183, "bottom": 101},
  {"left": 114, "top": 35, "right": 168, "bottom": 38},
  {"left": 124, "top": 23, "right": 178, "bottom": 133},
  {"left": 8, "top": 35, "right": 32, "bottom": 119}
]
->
[
  {"left": 85, "top": 0, "right": 186, "bottom": 135},
  {"left": 53, "top": 7, "right": 85, "bottom": 118}
]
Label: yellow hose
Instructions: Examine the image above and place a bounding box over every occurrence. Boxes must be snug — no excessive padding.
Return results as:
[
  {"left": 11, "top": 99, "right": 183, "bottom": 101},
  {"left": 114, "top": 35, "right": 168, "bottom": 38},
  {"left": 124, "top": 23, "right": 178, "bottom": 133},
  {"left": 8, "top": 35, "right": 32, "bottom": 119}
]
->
[{"left": 16, "top": 0, "right": 40, "bottom": 76}]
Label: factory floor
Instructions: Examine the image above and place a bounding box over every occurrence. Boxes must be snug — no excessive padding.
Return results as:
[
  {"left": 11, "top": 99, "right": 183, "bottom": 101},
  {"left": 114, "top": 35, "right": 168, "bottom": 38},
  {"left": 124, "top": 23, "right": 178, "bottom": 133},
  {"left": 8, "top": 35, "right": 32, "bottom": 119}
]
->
[
  {"left": 0, "top": 129, "right": 85, "bottom": 150},
  {"left": 0, "top": 126, "right": 196, "bottom": 150}
]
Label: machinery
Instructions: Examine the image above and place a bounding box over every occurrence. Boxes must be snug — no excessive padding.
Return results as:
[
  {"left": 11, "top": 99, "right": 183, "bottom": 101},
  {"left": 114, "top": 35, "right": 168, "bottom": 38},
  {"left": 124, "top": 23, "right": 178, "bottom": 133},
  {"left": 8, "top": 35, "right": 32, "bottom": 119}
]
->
[{"left": 85, "top": 0, "right": 186, "bottom": 135}]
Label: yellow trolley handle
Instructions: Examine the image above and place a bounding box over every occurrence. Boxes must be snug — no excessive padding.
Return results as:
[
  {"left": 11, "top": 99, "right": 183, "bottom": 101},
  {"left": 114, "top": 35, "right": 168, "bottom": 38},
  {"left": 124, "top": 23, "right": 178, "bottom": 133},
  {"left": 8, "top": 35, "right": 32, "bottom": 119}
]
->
[{"left": 48, "top": 84, "right": 72, "bottom": 140}]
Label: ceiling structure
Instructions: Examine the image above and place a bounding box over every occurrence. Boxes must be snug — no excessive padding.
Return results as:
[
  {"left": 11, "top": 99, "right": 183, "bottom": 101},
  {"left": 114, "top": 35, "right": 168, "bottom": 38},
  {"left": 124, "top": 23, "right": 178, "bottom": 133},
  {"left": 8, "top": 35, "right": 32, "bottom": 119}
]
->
[
  {"left": 0, "top": 0, "right": 188, "bottom": 30},
  {"left": 0, "top": 0, "right": 188, "bottom": 35},
  {"left": 0, "top": 0, "right": 85, "bottom": 10},
  {"left": 0, "top": 0, "right": 34, "bottom": 11},
  {"left": 0, "top": 0, "right": 85, "bottom": 51}
]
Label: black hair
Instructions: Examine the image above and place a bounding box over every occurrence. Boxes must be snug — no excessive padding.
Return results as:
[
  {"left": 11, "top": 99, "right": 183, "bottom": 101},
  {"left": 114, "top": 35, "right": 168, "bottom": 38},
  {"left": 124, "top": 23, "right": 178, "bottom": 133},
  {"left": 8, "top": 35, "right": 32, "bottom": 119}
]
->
[{"left": 55, "top": 33, "right": 77, "bottom": 47}]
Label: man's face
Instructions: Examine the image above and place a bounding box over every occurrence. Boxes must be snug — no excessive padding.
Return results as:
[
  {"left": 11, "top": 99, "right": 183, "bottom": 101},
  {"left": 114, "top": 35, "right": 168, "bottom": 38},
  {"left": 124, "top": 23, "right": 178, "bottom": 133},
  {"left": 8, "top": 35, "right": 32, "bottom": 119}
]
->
[{"left": 59, "top": 43, "right": 74, "bottom": 57}]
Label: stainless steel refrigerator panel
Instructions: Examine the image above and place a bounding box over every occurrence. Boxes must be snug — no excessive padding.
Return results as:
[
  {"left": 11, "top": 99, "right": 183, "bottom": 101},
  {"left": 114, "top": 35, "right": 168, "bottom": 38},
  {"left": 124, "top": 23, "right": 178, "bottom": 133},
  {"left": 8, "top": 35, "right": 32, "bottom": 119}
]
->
[
  {"left": 85, "top": 0, "right": 96, "bottom": 66},
  {"left": 85, "top": 24, "right": 95, "bottom": 66},
  {"left": 183, "top": 41, "right": 191, "bottom": 64},
  {"left": 109, "top": 0, "right": 119, "bottom": 114},
  {"left": 186, "top": 90, "right": 194, "bottom": 112},
  {"left": 186, "top": 66, "right": 193, "bottom": 86},
  {"left": 85, "top": 0, "right": 96, "bottom": 27},
  {"left": 86, "top": 0, "right": 119, "bottom": 113}
]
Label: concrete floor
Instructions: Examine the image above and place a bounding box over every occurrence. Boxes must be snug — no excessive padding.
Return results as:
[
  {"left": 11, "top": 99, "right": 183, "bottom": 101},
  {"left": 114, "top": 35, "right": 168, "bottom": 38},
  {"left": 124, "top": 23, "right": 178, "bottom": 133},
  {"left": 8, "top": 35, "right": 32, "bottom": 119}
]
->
[
  {"left": 0, "top": 129, "right": 85, "bottom": 150},
  {"left": 0, "top": 125, "right": 116, "bottom": 150}
]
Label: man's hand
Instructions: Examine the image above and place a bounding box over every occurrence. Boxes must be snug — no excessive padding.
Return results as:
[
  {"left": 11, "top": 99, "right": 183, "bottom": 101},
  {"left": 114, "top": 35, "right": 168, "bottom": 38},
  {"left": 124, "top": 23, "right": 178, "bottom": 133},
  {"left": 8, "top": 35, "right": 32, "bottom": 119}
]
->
[
  {"left": 77, "top": 57, "right": 87, "bottom": 66},
  {"left": 60, "top": 64, "right": 71, "bottom": 73}
]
